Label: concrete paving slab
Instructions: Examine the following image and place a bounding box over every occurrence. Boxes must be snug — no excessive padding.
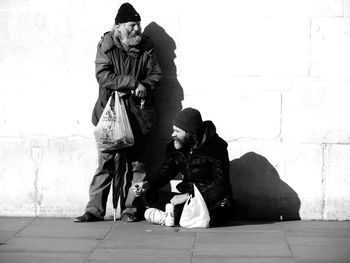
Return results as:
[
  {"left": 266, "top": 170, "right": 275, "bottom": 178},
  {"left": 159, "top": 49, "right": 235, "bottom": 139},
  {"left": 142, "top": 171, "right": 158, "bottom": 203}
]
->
[
  {"left": 87, "top": 248, "right": 192, "bottom": 263},
  {"left": 194, "top": 242, "right": 292, "bottom": 257},
  {"left": 0, "top": 251, "right": 87, "bottom": 263},
  {"left": 194, "top": 232, "right": 292, "bottom": 256},
  {"left": 0, "top": 231, "right": 17, "bottom": 243},
  {"left": 286, "top": 230, "right": 350, "bottom": 238},
  {"left": 0, "top": 237, "right": 99, "bottom": 253},
  {"left": 17, "top": 217, "right": 114, "bottom": 239},
  {"left": 284, "top": 228, "right": 350, "bottom": 238},
  {"left": 281, "top": 220, "right": 350, "bottom": 239},
  {"left": 101, "top": 231, "right": 195, "bottom": 250},
  {"left": 0, "top": 217, "right": 350, "bottom": 263},
  {"left": 291, "top": 245, "right": 350, "bottom": 262},
  {"left": 195, "top": 231, "right": 286, "bottom": 243},
  {"left": 193, "top": 255, "right": 296, "bottom": 263},
  {"left": 178, "top": 221, "right": 282, "bottom": 233},
  {"left": 0, "top": 217, "right": 34, "bottom": 232},
  {"left": 109, "top": 220, "right": 178, "bottom": 233},
  {"left": 287, "top": 236, "right": 350, "bottom": 246},
  {"left": 280, "top": 220, "right": 350, "bottom": 230}
]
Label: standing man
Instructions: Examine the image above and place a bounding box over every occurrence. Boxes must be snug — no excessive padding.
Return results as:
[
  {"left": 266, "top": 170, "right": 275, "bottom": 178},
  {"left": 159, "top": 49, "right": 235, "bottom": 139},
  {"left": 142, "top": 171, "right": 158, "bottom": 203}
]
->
[
  {"left": 74, "top": 2, "right": 161, "bottom": 222},
  {"left": 134, "top": 108, "right": 234, "bottom": 226}
]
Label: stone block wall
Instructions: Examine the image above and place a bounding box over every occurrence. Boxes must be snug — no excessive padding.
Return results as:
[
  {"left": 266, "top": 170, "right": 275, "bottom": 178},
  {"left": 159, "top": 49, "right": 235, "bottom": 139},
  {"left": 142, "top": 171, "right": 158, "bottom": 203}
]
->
[{"left": 0, "top": 0, "right": 349, "bottom": 220}]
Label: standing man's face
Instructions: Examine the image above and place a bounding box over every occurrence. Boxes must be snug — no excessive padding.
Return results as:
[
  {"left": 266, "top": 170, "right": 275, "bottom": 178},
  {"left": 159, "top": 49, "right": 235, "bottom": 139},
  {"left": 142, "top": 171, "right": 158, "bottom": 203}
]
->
[
  {"left": 172, "top": 126, "right": 190, "bottom": 150},
  {"left": 118, "top": 21, "right": 142, "bottom": 46}
]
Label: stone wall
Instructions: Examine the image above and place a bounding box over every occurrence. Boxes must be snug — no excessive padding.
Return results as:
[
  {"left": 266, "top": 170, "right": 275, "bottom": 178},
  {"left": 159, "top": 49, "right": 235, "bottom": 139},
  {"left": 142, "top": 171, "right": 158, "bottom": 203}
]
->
[{"left": 0, "top": 0, "right": 349, "bottom": 220}]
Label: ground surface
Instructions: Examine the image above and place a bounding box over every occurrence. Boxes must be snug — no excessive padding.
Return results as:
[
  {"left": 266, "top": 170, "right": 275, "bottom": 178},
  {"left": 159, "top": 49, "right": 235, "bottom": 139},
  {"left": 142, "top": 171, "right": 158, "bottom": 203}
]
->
[{"left": 0, "top": 217, "right": 350, "bottom": 263}]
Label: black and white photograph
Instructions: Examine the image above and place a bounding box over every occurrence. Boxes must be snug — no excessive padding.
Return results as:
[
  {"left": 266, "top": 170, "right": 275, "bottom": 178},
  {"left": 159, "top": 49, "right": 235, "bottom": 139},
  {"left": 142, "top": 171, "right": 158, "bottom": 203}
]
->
[{"left": 0, "top": 0, "right": 350, "bottom": 262}]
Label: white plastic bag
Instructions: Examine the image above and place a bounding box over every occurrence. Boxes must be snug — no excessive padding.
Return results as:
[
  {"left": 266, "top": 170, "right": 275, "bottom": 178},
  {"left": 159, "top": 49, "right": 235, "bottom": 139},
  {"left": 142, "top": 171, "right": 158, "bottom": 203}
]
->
[
  {"left": 94, "top": 92, "right": 134, "bottom": 152},
  {"left": 179, "top": 184, "right": 210, "bottom": 228}
]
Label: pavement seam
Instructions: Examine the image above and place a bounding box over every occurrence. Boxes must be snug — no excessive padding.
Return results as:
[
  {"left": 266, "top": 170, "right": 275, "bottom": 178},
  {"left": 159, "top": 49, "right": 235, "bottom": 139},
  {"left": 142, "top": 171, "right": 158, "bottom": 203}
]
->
[
  {"left": 190, "top": 232, "right": 197, "bottom": 263},
  {"left": 82, "top": 221, "right": 116, "bottom": 263},
  {"left": 9, "top": 217, "right": 38, "bottom": 241},
  {"left": 280, "top": 223, "right": 296, "bottom": 262}
]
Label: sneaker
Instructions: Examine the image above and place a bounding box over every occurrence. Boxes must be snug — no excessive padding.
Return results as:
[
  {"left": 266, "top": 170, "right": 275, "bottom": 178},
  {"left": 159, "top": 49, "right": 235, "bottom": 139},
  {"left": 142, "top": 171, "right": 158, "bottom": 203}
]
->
[{"left": 144, "top": 208, "right": 165, "bottom": 225}]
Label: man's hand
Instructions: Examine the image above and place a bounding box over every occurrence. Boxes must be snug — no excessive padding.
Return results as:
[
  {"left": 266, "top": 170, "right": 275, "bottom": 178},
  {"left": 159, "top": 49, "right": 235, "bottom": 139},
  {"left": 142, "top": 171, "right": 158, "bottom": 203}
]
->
[
  {"left": 133, "top": 181, "right": 150, "bottom": 197},
  {"left": 170, "top": 193, "right": 190, "bottom": 206},
  {"left": 135, "top": 83, "right": 147, "bottom": 98}
]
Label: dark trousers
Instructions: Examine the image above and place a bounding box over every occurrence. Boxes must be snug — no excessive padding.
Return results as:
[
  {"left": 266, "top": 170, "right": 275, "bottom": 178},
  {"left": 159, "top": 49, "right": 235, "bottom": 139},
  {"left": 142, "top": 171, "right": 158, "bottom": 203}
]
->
[
  {"left": 86, "top": 114, "right": 149, "bottom": 218},
  {"left": 85, "top": 148, "right": 147, "bottom": 218}
]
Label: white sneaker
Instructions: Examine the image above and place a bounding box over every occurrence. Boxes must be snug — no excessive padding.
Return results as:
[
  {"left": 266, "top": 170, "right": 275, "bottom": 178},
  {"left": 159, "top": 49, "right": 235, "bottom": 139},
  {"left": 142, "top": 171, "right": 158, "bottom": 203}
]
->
[{"left": 144, "top": 208, "right": 165, "bottom": 225}]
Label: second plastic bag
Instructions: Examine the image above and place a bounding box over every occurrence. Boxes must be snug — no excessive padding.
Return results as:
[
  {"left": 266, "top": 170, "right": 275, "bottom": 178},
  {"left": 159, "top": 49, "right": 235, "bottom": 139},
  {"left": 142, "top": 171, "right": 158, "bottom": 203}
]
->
[
  {"left": 94, "top": 92, "right": 134, "bottom": 153},
  {"left": 179, "top": 184, "right": 210, "bottom": 228}
]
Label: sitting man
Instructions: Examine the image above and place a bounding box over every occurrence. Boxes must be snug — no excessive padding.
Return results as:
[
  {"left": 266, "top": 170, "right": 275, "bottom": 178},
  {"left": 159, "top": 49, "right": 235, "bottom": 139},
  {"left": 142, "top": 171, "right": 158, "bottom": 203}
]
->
[{"left": 134, "top": 107, "right": 234, "bottom": 226}]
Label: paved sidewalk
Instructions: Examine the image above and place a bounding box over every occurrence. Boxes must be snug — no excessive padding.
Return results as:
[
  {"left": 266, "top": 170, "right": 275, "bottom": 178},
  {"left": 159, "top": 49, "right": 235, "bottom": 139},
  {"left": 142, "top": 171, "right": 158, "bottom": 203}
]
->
[{"left": 0, "top": 217, "right": 349, "bottom": 263}]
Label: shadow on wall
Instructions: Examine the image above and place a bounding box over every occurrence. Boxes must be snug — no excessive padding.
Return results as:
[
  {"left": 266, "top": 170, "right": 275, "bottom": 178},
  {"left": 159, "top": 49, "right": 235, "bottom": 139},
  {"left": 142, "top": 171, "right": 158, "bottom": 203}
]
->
[
  {"left": 143, "top": 22, "right": 183, "bottom": 139},
  {"left": 230, "top": 152, "right": 301, "bottom": 220},
  {"left": 143, "top": 22, "right": 183, "bottom": 173}
]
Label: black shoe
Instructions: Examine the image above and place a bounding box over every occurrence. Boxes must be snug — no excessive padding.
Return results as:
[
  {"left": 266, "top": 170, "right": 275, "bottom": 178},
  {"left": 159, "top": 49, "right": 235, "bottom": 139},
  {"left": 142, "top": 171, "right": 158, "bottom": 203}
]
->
[
  {"left": 73, "top": 212, "right": 104, "bottom": 223},
  {"left": 121, "top": 213, "right": 139, "bottom": 223}
]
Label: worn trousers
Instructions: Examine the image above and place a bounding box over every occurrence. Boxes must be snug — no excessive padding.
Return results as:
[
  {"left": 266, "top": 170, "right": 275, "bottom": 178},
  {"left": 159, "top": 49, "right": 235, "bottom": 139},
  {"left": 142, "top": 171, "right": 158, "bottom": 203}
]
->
[{"left": 85, "top": 147, "right": 147, "bottom": 218}]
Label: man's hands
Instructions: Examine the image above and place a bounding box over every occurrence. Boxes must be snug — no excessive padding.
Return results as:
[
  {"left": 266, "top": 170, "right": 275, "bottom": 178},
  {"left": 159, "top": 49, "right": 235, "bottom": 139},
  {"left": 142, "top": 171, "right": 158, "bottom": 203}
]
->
[
  {"left": 170, "top": 193, "right": 190, "bottom": 206},
  {"left": 133, "top": 181, "right": 190, "bottom": 206},
  {"left": 133, "top": 181, "right": 150, "bottom": 197},
  {"left": 135, "top": 83, "right": 147, "bottom": 98}
]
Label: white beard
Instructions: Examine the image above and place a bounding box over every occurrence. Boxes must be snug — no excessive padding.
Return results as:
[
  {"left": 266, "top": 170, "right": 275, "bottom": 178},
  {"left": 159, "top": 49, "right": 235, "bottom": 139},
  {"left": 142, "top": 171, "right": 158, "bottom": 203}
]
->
[{"left": 120, "top": 32, "right": 141, "bottom": 46}]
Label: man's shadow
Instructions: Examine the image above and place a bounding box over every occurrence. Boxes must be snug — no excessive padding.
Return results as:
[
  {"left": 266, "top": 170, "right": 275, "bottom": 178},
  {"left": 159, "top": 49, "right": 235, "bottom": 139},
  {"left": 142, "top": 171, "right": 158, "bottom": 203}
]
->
[
  {"left": 230, "top": 152, "right": 301, "bottom": 221},
  {"left": 143, "top": 22, "right": 183, "bottom": 173}
]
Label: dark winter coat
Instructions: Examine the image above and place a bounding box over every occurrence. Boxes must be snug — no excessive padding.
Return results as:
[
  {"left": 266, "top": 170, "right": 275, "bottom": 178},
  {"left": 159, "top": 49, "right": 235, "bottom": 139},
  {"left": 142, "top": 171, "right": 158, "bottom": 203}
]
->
[
  {"left": 147, "top": 121, "right": 233, "bottom": 207},
  {"left": 91, "top": 31, "right": 161, "bottom": 127}
]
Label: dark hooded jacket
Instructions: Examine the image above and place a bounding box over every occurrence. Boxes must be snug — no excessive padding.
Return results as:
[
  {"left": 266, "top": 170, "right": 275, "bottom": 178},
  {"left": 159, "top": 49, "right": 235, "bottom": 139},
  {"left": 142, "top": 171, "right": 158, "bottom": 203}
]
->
[
  {"left": 146, "top": 121, "right": 233, "bottom": 207},
  {"left": 92, "top": 31, "right": 161, "bottom": 127}
]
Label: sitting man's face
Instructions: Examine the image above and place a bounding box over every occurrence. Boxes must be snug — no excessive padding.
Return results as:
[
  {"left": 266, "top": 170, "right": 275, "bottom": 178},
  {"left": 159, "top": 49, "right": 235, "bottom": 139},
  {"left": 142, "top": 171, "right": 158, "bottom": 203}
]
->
[{"left": 172, "top": 126, "right": 190, "bottom": 150}]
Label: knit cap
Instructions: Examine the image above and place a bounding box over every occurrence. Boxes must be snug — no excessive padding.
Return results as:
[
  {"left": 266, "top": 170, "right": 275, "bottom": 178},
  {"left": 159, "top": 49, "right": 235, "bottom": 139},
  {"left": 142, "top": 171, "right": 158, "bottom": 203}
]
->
[
  {"left": 115, "top": 2, "right": 141, "bottom": 24},
  {"left": 173, "top": 108, "right": 203, "bottom": 134}
]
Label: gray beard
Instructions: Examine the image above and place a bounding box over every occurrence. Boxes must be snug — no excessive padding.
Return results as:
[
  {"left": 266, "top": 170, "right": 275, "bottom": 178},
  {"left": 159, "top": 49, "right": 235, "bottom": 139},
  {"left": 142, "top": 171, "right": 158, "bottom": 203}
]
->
[{"left": 121, "top": 35, "right": 141, "bottom": 47}]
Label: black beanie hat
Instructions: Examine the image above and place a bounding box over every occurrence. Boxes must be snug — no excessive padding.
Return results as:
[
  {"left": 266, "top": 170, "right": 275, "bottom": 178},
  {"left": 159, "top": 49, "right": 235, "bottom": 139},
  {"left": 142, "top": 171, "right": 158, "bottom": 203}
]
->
[
  {"left": 173, "top": 108, "right": 203, "bottom": 134},
  {"left": 115, "top": 3, "right": 141, "bottom": 24}
]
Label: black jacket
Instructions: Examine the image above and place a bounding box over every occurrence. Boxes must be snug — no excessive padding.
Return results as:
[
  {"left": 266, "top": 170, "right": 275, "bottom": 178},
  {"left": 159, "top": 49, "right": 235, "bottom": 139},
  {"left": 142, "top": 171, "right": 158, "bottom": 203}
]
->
[{"left": 147, "top": 121, "right": 233, "bottom": 206}]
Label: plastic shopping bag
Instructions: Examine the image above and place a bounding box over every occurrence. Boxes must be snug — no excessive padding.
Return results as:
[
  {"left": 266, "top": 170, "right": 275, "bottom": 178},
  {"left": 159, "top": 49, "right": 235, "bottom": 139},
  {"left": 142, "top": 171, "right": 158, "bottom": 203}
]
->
[
  {"left": 94, "top": 92, "right": 134, "bottom": 153},
  {"left": 179, "top": 184, "right": 210, "bottom": 228}
]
